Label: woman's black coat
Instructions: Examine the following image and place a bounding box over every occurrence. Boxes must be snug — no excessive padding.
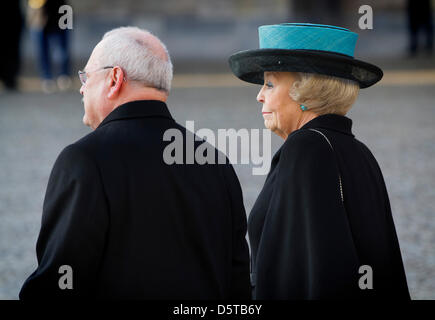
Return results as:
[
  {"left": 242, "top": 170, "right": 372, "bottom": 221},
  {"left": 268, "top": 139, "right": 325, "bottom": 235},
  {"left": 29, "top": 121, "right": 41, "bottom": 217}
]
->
[{"left": 248, "top": 114, "right": 410, "bottom": 299}]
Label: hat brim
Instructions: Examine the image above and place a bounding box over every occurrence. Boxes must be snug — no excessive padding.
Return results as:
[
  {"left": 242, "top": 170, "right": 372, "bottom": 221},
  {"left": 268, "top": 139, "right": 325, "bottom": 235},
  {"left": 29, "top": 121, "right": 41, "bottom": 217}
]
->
[{"left": 228, "top": 49, "right": 383, "bottom": 88}]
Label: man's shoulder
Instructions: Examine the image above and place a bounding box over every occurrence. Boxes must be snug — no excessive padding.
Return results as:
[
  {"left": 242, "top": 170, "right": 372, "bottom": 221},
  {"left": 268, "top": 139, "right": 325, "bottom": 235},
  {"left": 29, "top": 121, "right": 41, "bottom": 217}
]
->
[
  {"left": 49, "top": 142, "right": 99, "bottom": 181},
  {"left": 73, "top": 127, "right": 106, "bottom": 148},
  {"left": 67, "top": 125, "right": 114, "bottom": 160},
  {"left": 50, "top": 136, "right": 93, "bottom": 170}
]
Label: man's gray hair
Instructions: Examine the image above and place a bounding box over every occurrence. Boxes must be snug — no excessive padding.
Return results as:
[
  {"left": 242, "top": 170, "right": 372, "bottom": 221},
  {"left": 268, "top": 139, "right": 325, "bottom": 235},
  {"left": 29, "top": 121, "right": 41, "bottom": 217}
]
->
[{"left": 98, "top": 26, "right": 173, "bottom": 93}]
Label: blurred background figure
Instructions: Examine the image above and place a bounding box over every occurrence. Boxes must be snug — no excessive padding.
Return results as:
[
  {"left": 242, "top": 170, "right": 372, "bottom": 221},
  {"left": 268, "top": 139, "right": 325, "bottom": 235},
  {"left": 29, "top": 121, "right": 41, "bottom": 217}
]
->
[
  {"left": 0, "top": 2, "right": 23, "bottom": 91},
  {"left": 290, "top": 0, "right": 345, "bottom": 25},
  {"left": 406, "top": 0, "right": 434, "bottom": 56},
  {"left": 27, "top": 0, "right": 71, "bottom": 93}
]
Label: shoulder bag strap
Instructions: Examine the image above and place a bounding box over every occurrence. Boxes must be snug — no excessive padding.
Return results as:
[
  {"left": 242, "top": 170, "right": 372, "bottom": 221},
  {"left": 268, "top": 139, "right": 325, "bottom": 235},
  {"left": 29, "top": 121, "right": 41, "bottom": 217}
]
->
[{"left": 307, "top": 128, "right": 344, "bottom": 204}]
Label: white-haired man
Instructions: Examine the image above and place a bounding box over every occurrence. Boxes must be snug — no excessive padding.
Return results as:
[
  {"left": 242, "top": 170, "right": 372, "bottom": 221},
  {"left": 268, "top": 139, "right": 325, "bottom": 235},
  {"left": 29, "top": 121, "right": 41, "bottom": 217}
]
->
[{"left": 20, "top": 27, "right": 250, "bottom": 299}]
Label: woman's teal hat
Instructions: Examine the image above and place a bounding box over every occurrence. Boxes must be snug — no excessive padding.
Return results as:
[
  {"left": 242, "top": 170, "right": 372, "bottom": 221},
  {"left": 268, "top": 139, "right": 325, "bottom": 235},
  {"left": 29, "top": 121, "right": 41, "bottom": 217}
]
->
[{"left": 229, "top": 23, "right": 383, "bottom": 88}]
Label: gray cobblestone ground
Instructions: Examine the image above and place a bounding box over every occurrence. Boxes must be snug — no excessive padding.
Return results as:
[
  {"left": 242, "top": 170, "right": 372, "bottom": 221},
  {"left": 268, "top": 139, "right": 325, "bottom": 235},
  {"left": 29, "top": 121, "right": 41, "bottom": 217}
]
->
[{"left": 0, "top": 84, "right": 434, "bottom": 299}]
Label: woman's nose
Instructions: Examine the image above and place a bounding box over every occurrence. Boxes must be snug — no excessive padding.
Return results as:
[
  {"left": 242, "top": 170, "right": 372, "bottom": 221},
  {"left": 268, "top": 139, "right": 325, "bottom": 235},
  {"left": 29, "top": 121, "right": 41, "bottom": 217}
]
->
[{"left": 257, "top": 88, "right": 264, "bottom": 103}]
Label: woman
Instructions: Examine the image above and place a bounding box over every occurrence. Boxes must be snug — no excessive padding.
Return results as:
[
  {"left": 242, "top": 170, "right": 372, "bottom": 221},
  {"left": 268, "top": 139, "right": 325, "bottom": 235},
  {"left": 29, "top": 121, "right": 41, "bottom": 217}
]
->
[{"left": 229, "top": 23, "right": 410, "bottom": 299}]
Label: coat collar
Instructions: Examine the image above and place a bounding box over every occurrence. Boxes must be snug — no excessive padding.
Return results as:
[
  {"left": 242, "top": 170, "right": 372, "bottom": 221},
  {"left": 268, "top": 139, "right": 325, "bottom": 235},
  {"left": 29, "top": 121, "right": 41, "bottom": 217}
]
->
[
  {"left": 300, "top": 113, "right": 354, "bottom": 137},
  {"left": 268, "top": 113, "right": 354, "bottom": 177},
  {"left": 97, "top": 100, "right": 173, "bottom": 129}
]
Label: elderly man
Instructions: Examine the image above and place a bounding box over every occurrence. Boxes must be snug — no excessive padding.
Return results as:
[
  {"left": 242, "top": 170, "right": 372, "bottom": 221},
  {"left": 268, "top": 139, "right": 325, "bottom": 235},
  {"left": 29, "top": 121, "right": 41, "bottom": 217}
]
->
[{"left": 20, "top": 27, "right": 250, "bottom": 299}]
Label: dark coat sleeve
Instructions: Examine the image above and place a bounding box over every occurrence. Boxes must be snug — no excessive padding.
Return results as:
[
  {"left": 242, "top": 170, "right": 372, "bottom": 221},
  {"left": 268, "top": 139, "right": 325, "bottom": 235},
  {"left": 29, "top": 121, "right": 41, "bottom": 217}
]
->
[
  {"left": 255, "top": 131, "right": 361, "bottom": 299},
  {"left": 222, "top": 164, "right": 251, "bottom": 299},
  {"left": 19, "top": 144, "right": 109, "bottom": 299}
]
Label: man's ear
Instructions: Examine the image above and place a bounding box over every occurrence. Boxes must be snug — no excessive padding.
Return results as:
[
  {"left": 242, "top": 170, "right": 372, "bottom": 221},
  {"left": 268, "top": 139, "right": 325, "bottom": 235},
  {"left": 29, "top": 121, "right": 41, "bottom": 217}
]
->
[{"left": 107, "top": 66, "right": 125, "bottom": 99}]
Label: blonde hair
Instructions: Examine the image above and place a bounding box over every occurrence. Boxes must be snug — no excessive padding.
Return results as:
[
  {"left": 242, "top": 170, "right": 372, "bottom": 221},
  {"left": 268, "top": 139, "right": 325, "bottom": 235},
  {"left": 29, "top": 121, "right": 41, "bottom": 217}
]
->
[{"left": 290, "top": 73, "right": 360, "bottom": 115}]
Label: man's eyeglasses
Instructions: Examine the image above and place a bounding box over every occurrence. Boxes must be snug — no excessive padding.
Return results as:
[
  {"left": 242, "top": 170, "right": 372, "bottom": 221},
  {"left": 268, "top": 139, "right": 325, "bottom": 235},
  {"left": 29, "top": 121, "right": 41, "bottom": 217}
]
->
[{"left": 78, "top": 66, "right": 114, "bottom": 85}]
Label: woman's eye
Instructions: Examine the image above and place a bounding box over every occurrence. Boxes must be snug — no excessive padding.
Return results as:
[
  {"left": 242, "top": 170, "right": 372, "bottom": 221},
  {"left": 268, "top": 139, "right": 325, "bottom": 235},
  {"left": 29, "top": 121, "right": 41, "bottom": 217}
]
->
[{"left": 265, "top": 81, "right": 273, "bottom": 88}]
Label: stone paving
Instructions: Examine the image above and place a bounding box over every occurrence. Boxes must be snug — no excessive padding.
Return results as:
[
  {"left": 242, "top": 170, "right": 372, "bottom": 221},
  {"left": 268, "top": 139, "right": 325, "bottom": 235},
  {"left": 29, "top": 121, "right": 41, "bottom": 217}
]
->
[{"left": 0, "top": 83, "right": 434, "bottom": 299}]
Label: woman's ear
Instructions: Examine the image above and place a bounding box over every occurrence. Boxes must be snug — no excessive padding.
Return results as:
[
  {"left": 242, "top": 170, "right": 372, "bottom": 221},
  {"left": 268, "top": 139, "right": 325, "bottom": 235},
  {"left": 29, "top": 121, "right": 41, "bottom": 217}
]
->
[{"left": 107, "top": 67, "right": 125, "bottom": 99}]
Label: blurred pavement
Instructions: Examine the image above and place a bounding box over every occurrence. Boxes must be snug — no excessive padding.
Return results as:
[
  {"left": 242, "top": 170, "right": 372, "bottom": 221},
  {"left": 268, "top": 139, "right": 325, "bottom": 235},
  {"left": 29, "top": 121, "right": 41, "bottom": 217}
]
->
[
  {"left": 0, "top": 5, "right": 434, "bottom": 300},
  {"left": 0, "top": 80, "right": 434, "bottom": 299}
]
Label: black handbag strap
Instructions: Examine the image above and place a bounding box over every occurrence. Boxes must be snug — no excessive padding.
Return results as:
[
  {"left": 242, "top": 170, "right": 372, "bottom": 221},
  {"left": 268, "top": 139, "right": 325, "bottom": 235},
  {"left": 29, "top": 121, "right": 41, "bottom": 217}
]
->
[
  {"left": 307, "top": 128, "right": 344, "bottom": 204},
  {"left": 306, "top": 129, "right": 363, "bottom": 266}
]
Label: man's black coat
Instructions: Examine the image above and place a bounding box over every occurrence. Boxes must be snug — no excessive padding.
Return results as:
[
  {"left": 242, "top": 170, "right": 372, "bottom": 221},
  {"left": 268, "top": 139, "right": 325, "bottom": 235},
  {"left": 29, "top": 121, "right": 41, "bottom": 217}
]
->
[
  {"left": 249, "top": 114, "right": 410, "bottom": 300},
  {"left": 20, "top": 100, "right": 251, "bottom": 299}
]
